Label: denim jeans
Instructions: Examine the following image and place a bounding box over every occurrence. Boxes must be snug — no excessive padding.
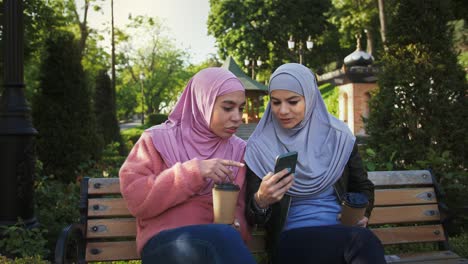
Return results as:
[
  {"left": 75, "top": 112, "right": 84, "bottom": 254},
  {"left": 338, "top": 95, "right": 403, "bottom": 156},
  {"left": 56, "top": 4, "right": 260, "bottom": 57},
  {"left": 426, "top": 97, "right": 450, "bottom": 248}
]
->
[
  {"left": 141, "top": 224, "right": 256, "bottom": 264},
  {"left": 276, "top": 225, "right": 387, "bottom": 264}
]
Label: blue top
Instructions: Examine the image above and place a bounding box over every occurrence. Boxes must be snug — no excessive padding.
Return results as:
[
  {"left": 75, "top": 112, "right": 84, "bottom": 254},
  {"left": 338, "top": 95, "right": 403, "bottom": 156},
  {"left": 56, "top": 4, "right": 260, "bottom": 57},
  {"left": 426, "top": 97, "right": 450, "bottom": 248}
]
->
[{"left": 283, "top": 186, "right": 341, "bottom": 231}]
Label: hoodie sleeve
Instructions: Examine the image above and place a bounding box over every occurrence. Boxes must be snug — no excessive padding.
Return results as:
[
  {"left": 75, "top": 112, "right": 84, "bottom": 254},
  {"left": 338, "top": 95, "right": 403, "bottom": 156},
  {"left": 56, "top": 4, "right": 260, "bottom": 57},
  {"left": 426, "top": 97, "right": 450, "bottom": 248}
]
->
[{"left": 119, "top": 131, "right": 206, "bottom": 219}]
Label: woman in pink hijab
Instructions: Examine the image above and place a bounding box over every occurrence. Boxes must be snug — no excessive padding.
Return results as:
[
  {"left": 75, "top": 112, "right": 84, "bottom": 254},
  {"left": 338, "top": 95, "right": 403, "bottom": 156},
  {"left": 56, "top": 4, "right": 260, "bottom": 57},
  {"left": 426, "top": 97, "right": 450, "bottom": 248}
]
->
[{"left": 119, "top": 68, "right": 256, "bottom": 264}]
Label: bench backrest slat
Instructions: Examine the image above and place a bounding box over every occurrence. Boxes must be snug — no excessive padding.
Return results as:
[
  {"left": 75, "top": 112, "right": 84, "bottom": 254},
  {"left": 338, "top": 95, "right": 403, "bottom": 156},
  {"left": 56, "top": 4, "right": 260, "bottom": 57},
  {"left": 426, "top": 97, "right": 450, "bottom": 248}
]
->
[
  {"left": 88, "top": 198, "right": 129, "bottom": 217},
  {"left": 375, "top": 188, "right": 436, "bottom": 206},
  {"left": 86, "top": 241, "right": 137, "bottom": 262},
  {"left": 369, "top": 204, "right": 440, "bottom": 225},
  {"left": 88, "top": 178, "right": 120, "bottom": 195},
  {"left": 87, "top": 218, "right": 135, "bottom": 238},
  {"left": 368, "top": 170, "right": 433, "bottom": 187}
]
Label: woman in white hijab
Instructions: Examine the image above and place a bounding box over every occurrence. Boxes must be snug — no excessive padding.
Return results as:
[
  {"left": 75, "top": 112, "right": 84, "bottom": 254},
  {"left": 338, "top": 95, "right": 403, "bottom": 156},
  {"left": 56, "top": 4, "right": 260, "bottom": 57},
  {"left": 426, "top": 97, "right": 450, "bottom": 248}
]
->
[{"left": 244, "top": 63, "right": 386, "bottom": 264}]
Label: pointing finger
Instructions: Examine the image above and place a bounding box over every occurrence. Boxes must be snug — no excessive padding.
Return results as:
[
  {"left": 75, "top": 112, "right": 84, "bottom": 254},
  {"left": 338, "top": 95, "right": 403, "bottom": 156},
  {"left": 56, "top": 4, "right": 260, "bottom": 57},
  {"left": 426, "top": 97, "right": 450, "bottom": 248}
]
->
[{"left": 221, "top": 159, "right": 245, "bottom": 168}]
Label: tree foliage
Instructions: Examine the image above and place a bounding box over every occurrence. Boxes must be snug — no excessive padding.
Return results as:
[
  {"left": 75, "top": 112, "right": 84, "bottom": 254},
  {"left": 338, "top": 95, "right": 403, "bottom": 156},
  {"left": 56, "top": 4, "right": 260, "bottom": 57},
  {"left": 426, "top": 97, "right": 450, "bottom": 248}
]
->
[
  {"left": 207, "top": 0, "right": 334, "bottom": 75},
  {"left": 94, "top": 69, "right": 122, "bottom": 150},
  {"left": 365, "top": 0, "right": 467, "bottom": 168},
  {"left": 328, "top": 0, "right": 381, "bottom": 56},
  {"left": 32, "top": 31, "right": 103, "bottom": 182},
  {"left": 116, "top": 15, "right": 191, "bottom": 118}
]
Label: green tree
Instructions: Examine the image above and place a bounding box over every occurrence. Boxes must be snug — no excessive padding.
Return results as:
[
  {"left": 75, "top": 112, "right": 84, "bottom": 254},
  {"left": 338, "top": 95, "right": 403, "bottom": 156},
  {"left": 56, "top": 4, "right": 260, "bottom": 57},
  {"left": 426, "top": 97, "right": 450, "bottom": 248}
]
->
[
  {"left": 94, "top": 69, "right": 122, "bottom": 148},
  {"left": 117, "top": 15, "right": 190, "bottom": 118},
  {"left": 32, "top": 30, "right": 102, "bottom": 182},
  {"left": 328, "top": 0, "right": 380, "bottom": 55},
  {"left": 208, "top": 0, "right": 332, "bottom": 75},
  {"left": 116, "top": 78, "right": 138, "bottom": 121},
  {"left": 365, "top": 0, "right": 467, "bottom": 168}
]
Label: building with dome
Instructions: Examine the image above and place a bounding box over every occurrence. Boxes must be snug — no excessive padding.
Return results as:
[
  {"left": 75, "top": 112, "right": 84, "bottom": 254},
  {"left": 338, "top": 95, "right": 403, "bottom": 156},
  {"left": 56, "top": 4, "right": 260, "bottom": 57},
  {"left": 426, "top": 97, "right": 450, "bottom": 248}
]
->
[{"left": 317, "top": 36, "right": 378, "bottom": 136}]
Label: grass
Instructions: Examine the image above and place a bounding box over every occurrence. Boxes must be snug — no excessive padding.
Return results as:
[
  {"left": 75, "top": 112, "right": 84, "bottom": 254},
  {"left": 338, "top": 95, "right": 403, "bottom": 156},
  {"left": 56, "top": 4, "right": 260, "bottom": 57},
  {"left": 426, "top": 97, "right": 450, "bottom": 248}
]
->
[{"left": 319, "top": 82, "right": 339, "bottom": 118}]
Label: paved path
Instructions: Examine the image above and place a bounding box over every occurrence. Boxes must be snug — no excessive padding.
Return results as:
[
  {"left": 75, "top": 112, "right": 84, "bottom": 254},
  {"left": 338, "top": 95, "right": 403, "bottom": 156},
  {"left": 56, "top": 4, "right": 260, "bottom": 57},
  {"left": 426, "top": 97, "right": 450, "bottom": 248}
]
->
[
  {"left": 119, "top": 120, "right": 142, "bottom": 131},
  {"left": 119, "top": 121, "right": 258, "bottom": 138},
  {"left": 235, "top": 123, "right": 258, "bottom": 140}
]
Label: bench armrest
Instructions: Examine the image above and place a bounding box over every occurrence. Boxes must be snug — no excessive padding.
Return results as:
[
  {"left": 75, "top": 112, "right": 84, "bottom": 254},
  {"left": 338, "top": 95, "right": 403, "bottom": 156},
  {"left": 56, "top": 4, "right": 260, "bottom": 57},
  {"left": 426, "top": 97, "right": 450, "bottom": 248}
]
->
[{"left": 54, "top": 223, "right": 86, "bottom": 264}]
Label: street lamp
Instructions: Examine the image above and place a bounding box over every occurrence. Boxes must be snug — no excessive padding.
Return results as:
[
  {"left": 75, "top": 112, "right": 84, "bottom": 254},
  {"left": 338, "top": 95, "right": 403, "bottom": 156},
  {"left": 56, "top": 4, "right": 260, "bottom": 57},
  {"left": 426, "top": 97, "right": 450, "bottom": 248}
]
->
[
  {"left": 0, "top": 0, "right": 38, "bottom": 228},
  {"left": 244, "top": 57, "right": 263, "bottom": 80},
  {"left": 288, "top": 35, "right": 314, "bottom": 65},
  {"left": 139, "top": 73, "right": 145, "bottom": 125}
]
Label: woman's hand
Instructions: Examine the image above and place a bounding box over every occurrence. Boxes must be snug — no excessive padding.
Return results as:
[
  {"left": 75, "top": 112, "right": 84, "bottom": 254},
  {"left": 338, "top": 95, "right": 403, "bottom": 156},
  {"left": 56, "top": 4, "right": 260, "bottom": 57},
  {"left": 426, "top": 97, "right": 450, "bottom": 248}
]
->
[
  {"left": 356, "top": 216, "right": 369, "bottom": 227},
  {"left": 199, "top": 158, "right": 244, "bottom": 183},
  {"left": 255, "top": 169, "right": 294, "bottom": 209}
]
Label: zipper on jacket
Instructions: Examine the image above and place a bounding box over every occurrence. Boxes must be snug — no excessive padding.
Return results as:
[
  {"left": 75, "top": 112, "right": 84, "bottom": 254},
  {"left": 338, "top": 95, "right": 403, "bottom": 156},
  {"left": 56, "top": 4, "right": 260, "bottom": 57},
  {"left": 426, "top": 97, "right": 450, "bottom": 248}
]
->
[
  {"left": 285, "top": 196, "right": 292, "bottom": 219},
  {"left": 333, "top": 184, "right": 344, "bottom": 205},
  {"left": 281, "top": 196, "right": 292, "bottom": 231}
]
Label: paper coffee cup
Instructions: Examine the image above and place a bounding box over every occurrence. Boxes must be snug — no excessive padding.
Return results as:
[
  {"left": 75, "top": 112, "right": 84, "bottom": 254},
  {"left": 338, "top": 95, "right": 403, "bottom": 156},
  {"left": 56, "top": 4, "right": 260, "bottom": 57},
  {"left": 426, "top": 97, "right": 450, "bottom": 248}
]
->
[
  {"left": 340, "top": 192, "right": 368, "bottom": 226},
  {"left": 212, "top": 183, "right": 240, "bottom": 224}
]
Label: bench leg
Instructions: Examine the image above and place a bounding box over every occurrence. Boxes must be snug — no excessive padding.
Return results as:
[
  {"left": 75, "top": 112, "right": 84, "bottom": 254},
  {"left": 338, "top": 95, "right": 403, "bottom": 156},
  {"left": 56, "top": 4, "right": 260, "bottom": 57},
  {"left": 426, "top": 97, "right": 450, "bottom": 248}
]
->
[{"left": 55, "top": 223, "right": 85, "bottom": 264}]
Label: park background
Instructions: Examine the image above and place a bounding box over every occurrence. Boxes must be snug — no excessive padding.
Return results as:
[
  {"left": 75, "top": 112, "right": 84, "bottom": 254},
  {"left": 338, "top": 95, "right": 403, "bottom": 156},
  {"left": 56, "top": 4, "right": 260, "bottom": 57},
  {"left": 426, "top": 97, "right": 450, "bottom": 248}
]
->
[{"left": 0, "top": 0, "right": 467, "bottom": 263}]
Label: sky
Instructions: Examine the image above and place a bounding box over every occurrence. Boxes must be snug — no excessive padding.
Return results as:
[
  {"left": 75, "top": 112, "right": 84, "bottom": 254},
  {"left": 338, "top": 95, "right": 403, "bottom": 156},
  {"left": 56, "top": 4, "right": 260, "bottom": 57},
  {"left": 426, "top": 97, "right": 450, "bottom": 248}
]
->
[{"left": 84, "top": 0, "right": 218, "bottom": 64}]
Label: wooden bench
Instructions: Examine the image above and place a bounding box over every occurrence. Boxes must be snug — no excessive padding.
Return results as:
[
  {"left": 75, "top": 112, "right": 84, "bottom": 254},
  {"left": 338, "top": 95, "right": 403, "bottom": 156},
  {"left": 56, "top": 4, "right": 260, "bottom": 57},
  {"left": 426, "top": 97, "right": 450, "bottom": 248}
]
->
[{"left": 55, "top": 170, "right": 468, "bottom": 263}]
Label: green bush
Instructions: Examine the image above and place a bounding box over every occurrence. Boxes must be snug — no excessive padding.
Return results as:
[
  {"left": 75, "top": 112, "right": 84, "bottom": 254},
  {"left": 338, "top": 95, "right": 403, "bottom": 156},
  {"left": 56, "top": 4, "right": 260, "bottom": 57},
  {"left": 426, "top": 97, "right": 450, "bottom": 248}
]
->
[
  {"left": 121, "top": 127, "right": 145, "bottom": 149},
  {"left": 359, "top": 147, "right": 396, "bottom": 172},
  {"left": 34, "top": 175, "right": 80, "bottom": 260},
  {"left": 75, "top": 142, "right": 127, "bottom": 178},
  {"left": 92, "top": 261, "right": 141, "bottom": 264},
  {"left": 32, "top": 30, "right": 103, "bottom": 183},
  {"left": 94, "top": 70, "right": 125, "bottom": 154},
  {"left": 0, "top": 219, "right": 49, "bottom": 259},
  {"left": 0, "top": 255, "right": 50, "bottom": 264},
  {"left": 365, "top": 0, "right": 467, "bottom": 168},
  {"left": 451, "top": 230, "right": 468, "bottom": 258},
  {"left": 146, "top": 113, "right": 168, "bottom": 126},
  {"left": 412, "top": 149, "right": 468, "bottom": 232}
]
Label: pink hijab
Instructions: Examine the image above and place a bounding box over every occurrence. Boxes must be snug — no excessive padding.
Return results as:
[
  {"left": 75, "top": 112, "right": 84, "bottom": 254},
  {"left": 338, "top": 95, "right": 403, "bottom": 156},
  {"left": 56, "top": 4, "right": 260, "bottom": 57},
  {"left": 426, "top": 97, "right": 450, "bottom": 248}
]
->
[{"left": 147, "top": 68, "right": 246, "bottom": 194}]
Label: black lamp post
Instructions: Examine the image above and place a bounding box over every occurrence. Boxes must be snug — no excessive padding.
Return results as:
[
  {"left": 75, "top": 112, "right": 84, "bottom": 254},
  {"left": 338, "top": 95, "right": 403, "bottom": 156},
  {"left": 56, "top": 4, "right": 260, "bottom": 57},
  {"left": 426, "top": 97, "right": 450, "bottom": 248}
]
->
[
  {"left": 0, "top": 0, "right": 38, "bottom": 228},
  {"left": 244, "top": 57, "right": 262, "bottom": 80},
  {"left": 288, "top": 36, "right": 314, "bottom": 65}
]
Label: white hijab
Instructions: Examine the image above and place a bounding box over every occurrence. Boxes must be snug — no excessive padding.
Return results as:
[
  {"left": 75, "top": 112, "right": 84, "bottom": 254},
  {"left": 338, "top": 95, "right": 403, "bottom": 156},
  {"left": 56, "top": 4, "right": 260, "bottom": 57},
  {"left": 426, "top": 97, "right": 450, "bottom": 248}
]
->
[{"left": 245, "top": 63, "right": 356, "bottom": 197}]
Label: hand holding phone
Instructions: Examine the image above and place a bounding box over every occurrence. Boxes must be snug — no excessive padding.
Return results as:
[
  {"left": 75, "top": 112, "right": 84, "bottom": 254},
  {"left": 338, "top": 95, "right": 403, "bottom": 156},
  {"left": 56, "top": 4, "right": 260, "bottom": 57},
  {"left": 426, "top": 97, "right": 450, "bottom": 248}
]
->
[
  {"left": 274, "top": 151, "right": 298, "bottom": 179},
  {"left": 255, "top": 151, "right": 297, "bottom": 208}
]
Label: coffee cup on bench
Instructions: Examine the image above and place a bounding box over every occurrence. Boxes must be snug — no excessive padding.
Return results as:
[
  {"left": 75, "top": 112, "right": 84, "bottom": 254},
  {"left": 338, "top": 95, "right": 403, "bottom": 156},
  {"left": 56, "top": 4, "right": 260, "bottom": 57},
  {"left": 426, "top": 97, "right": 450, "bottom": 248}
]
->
[
  {"left": 340, "top": 192, "right": 368, "bottom": 226},
  {"left": 212, "top": 183, "right": 240, "bottom": 224}
]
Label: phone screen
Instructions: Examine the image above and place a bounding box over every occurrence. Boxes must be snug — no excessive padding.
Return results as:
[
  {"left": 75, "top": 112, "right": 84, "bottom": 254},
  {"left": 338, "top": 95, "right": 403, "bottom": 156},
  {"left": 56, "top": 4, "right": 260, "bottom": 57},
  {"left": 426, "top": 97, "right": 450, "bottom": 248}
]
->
[{"left": 274, "top": 151, "right": 298, "bottom": 179}]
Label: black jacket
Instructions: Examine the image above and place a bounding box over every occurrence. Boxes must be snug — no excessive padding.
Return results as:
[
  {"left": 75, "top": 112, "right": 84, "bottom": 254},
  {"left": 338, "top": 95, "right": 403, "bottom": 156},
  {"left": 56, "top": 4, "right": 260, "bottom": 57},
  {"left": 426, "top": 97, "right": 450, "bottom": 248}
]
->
[{"left": 245, "top": 143, "right": 374, "bottom": 262}]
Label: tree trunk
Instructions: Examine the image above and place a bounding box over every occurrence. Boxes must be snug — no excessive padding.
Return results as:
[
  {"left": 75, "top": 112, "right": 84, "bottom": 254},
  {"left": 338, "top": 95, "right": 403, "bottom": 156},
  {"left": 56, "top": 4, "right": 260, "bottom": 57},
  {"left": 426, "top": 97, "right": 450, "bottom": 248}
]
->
[
  {"left": 72, "top": 0, "right": 90, "bottom": 57},
  {"left": 377, "top": 0, "right": 387, "bottom": 49},
  {"left": 365, "top": 29, "right": 374, "bottom": 56},
  {"left": 111, "top": 0, "right": 116, "bottom": 108}
]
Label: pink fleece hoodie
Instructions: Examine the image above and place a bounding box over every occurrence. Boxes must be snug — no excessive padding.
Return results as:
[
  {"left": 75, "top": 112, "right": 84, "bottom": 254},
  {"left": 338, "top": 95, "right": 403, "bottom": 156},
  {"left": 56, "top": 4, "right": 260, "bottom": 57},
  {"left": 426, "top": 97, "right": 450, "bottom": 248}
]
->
[{"left": 119, "top": 131, "right": 250, "bottom": 255}]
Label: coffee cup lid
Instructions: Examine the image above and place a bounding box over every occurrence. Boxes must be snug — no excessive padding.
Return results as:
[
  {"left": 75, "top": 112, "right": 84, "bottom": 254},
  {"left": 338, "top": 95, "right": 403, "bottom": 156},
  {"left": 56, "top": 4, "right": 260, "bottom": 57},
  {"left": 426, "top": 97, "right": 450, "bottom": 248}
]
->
[
  {"left": 214, "top": 183, "right": 240, "bottom": 191},
  {"left": 342, "top": 192, "right": 368, "bottom": 208}
]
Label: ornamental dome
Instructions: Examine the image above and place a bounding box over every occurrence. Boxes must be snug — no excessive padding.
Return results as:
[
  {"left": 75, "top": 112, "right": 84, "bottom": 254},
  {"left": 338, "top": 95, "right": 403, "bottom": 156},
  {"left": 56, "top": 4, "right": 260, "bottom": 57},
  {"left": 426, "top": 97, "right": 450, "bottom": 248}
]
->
[{"left": 344, "top": 35, "right": 374, "bottom": 67}]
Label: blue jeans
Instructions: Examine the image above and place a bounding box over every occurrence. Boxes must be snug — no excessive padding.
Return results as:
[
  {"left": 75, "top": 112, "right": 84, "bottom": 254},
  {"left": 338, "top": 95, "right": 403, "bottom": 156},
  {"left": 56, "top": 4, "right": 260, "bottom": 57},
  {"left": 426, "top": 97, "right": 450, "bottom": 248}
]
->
[
  {"left": 141, "top": 224, "right": 256, "bottom": 264},
  {"left": 276, "top": 225, "right": 386, "bottom": 264}
]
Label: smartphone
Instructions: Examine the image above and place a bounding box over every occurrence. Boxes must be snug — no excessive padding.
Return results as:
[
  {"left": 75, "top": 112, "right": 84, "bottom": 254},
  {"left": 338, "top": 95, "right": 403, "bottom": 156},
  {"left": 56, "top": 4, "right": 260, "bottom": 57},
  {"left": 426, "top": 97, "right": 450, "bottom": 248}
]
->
[{"left": 274, "top": 151, "right": 298, "bottom": 180}]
